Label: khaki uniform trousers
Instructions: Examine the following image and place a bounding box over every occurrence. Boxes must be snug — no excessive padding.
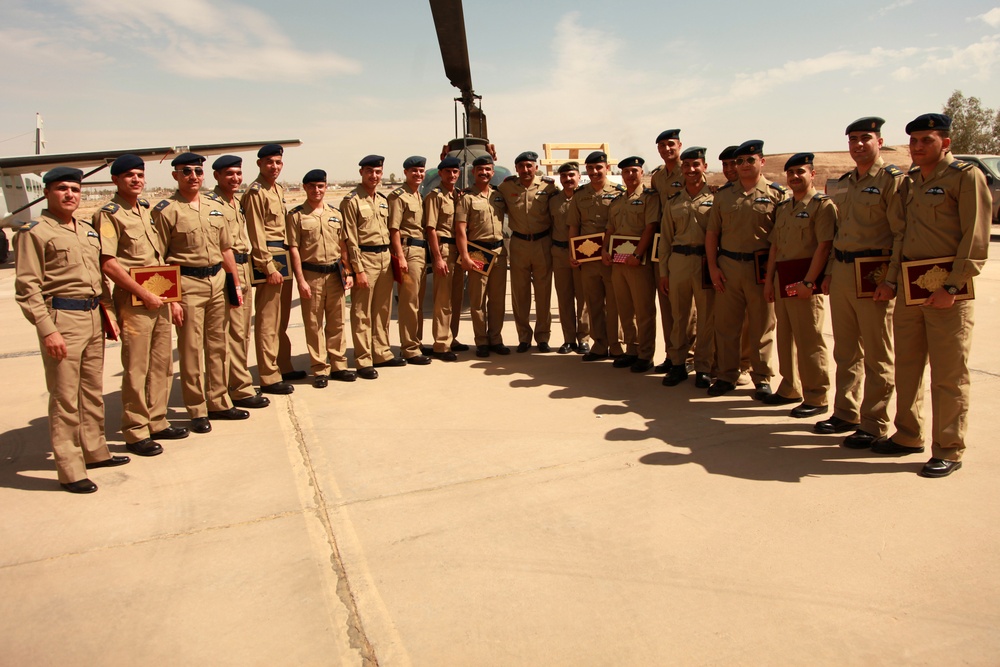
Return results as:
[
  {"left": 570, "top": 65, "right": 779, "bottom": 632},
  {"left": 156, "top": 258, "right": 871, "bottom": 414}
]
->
[
  {"left": 580, "top": 261, "right": 623, "bottom": 356},
  {"left": 432, "top": 244, "right": 459, "bottom": 353},
  {"left": 178, "top": 273, "right": 232, "bottom": 418},
  {"left": 227, "top": 262, "right": 256, "bottom": 401},
  {"left": 668, "top": 254, "right": 715, "bottom": 373},
  {"left": 715, "top": 255, "right": 775, "bottom": 384},
  {"left": 612, "top": 263, "right": 657, "bottom": 360},
  {"left": 450, "top": 261, "right": 466, "bottom": 342},
  {"left": 41, "top": 307, "right": 111, "bottom": 483},
  {"left": 829, "top": 260, "right": 894, "bottom": 435},
  {"left": 351, "top": 250, "right": 394, "bottom": 367},
  {"left": 772, "top": 284, "right": 831, "bottom": 405},
  {"left": 469, "top": 247, "right": 508, "bottom": 346},
  {"left": 508, "top": 235, "right": 553, "bottom": 345},
  {"left": 253, "top": 279, "right": 293, "bottom": 386},
  {"left": 397, "top": 245, "right": 427, "bottom": 359},
  {"left": 552, "top": 245, "right": 590, "bottom": 346},
  {"left": 302, "top": 270, "right": 348, "bottom": 375},
  {"left": 658, "top": 263, "right": 694, "bottom": 364},
  {"left": 113, "top": 288, "right": 172, "bottom": 443},
  {"left": 892, "top": 299, "right": 974, "bottom": 461}
]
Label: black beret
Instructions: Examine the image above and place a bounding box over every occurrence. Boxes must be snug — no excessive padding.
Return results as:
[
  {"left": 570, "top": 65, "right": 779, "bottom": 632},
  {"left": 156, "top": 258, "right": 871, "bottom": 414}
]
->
[
  {"left": 171, "top": 152, "right": 205, "bottom": 167},
  {"left": 212, "top": 155, "right": 242, "bottom": 171},
  {"left": 515, "top": 151, "right": 539, "bottom": 163},
  {"left": 655, "top": 129, "right": 681, "bottom": 143},
  {"left": 472, "top": 155, "right": 494, "bottom": 166},
  {"left": 257, "top": 144, "right": 283, "bottom": 158},
  {"left": 733, "top": 140, "right": 764, "bottom": 157},
  {"left": 905, "top": 113, "right": 952, "bottom": 134},
  {"left": 110, "top": 154, "right": 144, "bottom": 176},
  {"left": 43, "top": 166, "right": 83, "bottom": 185},
  {"left": 718, "top": 145, "right": 739, "bottom": 161},
  {"left": 438, "top": 156, "right": 461, "bottom": 169},
  {"left": 403, "top": 156, "right": 426, "bottom": 169},
  {"left": 680, "top": 146, "right": 706, "bottom": 161},
  {"left": 585, "top": 151, "right": 607, "bottom": 164},
  {"left": 618, "top": 156, "right": 645, "bottom": 169},
  {"left": 845, "top": 116, "right": 886, "bottom": 135},
  {"left": 303, "top": 169, "right": 327, "bottom": 184},
  {"left": 557, "top": 161, "right": 580, "bottom": 174},
  {"left": 784, "top": 153, "right": 814, "bottom": 171},
  {"left": 359, "top": 154, "right": 384, "bottom": 168}
]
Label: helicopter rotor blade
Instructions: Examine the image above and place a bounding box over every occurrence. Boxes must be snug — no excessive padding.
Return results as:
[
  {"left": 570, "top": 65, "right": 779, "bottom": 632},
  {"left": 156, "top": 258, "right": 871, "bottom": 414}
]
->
[{"left": 429, "top": 0, "right": 474, "bottom": 96}]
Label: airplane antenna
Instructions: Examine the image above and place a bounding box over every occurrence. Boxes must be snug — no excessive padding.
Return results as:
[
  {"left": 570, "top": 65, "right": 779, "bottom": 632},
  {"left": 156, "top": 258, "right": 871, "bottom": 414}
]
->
[{"left": 35, "top": 114, "right": 45, "bottom": 156}]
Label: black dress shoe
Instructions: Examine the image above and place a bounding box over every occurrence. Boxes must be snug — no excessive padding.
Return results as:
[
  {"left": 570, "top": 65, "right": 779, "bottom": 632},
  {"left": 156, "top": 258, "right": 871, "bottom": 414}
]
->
[
  {"left": 790, "top": 403, "right": 828, "bottom": 419},
  {"left": 490, "top": 344, "right": 511, "bottom": 355},
  {"left": 814, "top": 415, "right": 860, "bottom": 434},
  {"left": 516, "top": 342, "right": 530, "bottom": 353},
  {"left": 331, "top": 370, "right": 357, "bottom": 382},
  {"left": 842, "top": 430, "right": 879, "bottom": 449},
  {"left": 581, "top": 351, "right": 607, "bottom": 362},
  {"left": 652, "top": 358, "right": 672, "bottom": 374},
  {"left": 631, "top": 359, "right": 654, "bottom": 373},
  {"left": 871, "top": 438, "right": 925, "bottom": 456},
  {"left": 707, "top": 380, "right": 736, "bottom": 397},
  {"left": 919, "top": 458, "right": 962, "bottom": 478},
  {"left": 613, "top": 354, "right": 638, "bottom": 368},
  {"left": 261, "top": 381, "right": 294, "bottom": 395},
  {"left": 61, "top": 479, "right": 98, "bottom": 494},
  {"left": 537, "top": 342, "right": 551, "bottom": 353},
  {"left": 694, "top": 372, "right": 712, "bottom": 389},
  {"left": 662, "top": 366, "right": 688, "bottom": 386},
  {"left": 374, "top": 357, "right": 407, "bottom": 368},
  {"left": 86, "top": 454, "right": 131, "bottom": 469},
  {"left": 151, "top": 425, "right": 189, "bottom": 440},
  {"left": 451, "top": 341, "right": 470, "bottom": 352},
  {"left": 557, "top": 343, "right": 572, "bottom": 354},
  {"left": 313, "top": 375, "right": 329, "bottom": 388},
  {"left": 191, "top": 417, "right": 212, "bottom": 433},
  {"left": 753, "top": 383, "right": 773, "bottom": 400},
  {"left": 357, "top": 366, "right": 379, "bottom": 380},
  {"left": 126, "top": 438, "right": 163, "bottom": 457},
  {"left": 233, "top": 394, "right": 270, "bottom": 409},
  {"left": 762, "top": 393, "right": 800, "bottom": 406},
  {"left": 208, "top": 407, "right": 250, "bottom": 420},
  {"left": 420, "top": 345, "right": 434, "bottom": 356},
  {"left": 433, "top": 351, "right": 458, "bottom": 362},
  {"left": 281, "top": 370, "right": 307, "bottom": 381},
  {"left": 476, "top": 346, "right": 490, "bottom": 357},
  {"left": 577, "top": 342, "right": 590, "bottom": 354},
  {"left": 405, "top": 355, "right": 432, "bottom": 365}
]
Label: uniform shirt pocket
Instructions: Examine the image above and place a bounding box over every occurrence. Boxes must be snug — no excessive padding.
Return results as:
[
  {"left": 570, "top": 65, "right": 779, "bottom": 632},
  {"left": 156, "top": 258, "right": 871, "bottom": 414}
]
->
[{"left": 47, "top": 238, "right": 76, "bottom": 268}]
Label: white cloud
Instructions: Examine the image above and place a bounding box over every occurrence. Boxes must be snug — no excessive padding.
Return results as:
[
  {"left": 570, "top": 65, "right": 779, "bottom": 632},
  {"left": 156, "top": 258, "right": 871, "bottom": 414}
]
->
[
  {"left": 907, "top": 36, "right": 1000, "bottom": 80},
  {"left": 979, "top": 7, "right": 1000, "bottom": 27},
  {"left": 878, "top": 0, "right": 914, "bottom": 17}
]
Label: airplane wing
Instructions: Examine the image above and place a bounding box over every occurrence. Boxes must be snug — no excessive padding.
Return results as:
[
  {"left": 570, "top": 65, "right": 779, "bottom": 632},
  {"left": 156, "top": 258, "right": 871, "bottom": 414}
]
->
[{"left": 0, "top": 139, "right": 302, "bottom": 176}]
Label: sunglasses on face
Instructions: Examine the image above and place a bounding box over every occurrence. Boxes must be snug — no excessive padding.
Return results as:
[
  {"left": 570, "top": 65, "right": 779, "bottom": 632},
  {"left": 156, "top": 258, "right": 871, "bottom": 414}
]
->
[
  {"left": 735, "top": 157, "right": 758, "bottom": 166},
  {"left": 176, "top": 167, "right": 204, "bottom": 176}
]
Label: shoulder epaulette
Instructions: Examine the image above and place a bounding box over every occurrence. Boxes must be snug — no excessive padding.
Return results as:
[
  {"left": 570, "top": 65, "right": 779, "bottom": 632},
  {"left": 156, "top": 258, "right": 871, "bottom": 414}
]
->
[
  {"left": 908, "top": 165, "right": 920, "bottom": 174},
  {"left": 17, "top": 220, "right": 39, "bottom": 232},
  {"left": 249, "top": 182, "right": 262, "bottom": 191},
  {"left": 718, "top": 181, "right": 734, "bottom": 191},
  {"left": 375, "top": 190, "right": 388, "bottom": 198},
  {"left": 614, "top": 184, "right": 626, "bottom": 192},
  {"left": 884, "top": 164, "right": 903, "bottom": 177},
  {"left": 154, "top": 199, "right": 171, "bottom": 212},
  {"left": 541, "top": 176, "right": 555, "bottom": 184},
  {"left": 81, "top": 219, "right": 96, "bottom": 231},
  {"left": 503, "top": 175, "right": 517, "bottom": 182},
  {"left": 343, "top": 191, "right": 356, "bottom": 200},
  {"left": 769, "top": 182, "right": 788, "bottom": 193},
  {"left": 391, "top": 187, "right": 405, "bottom": 197},
  {"left": 138, "top": 198, "right": 149, "bottom": 209},
  {"left": 838, "top": 171, "right": 852, "bottom": 181},
  {"left": 101, "top": 202, "right": 120, "bottom": 214},
  {"left": 463, "top": 187, "right": 475, "bottom": 194},
  {"left": 667, "top": 191, "right": 681, "bottom": 201},
  {"left": 776, "top": 198, "right": 792, "bottom": 207},
  {"left": 205, "top": 191, "right": 222, "bottom": 202},
  {"left": 650, "top": 165, "right": 664, "bottom": 175},
  {"left": 643, "top": 187, "right": 658, "bottom": 195},
  {"left": 326, "top": 203, "right": 340, "bottom": 212},
  {"left": 813, "top": 193, "right": 831, "bottom": 201},
  {"left": 290, "top": 204, "right": 304, "bottom": 214},
  {"left": 950, "top": 160, "right": 973, "bottom": 171}
]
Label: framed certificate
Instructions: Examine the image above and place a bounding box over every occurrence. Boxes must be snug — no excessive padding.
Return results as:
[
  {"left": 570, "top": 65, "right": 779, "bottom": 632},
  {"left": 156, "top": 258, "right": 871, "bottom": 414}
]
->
[
  {"left": 775, "top": 257, "right": 815, "bottom": 299},
  {"left": 570, "top": 233, "right": 605, "bottom": 263},
  {"left": 901, "top": 256, "right": 974, "bottom": 306},
  {"left": 609, "top": 235, "right": 645, "bottom": 264},
  {"left": 467, "top": 241, "right": 499, "bottom": 276},
  {"left": 753, "top": 248, "right": 769, "bottom": 285},
  {"left": 129, "top": 265, "right": 182, "bottom": 307},
  {"left": 650, "top": 232, "right": 662, "bottom": 263},
  {"left": 252, "top": 251, "right": 289, "bottom": 285},
  {"left": 854, "top": 256, "right": 890, "bottom": 299}
]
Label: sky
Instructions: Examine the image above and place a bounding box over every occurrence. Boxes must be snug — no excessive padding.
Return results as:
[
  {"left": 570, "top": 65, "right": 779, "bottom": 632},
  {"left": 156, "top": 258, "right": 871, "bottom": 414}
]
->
[{"left": 1, "top": 0, "right": 999, "bottom": 187}]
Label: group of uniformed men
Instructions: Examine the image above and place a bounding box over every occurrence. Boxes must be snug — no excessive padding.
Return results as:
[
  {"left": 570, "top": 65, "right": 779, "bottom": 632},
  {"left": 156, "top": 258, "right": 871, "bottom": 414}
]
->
[{"left": 14, "top": 112, "right": 991, "bottom": 493}]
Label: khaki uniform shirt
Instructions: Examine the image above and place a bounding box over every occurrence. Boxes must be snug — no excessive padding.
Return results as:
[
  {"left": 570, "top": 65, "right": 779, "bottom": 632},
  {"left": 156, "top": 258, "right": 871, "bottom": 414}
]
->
[
  {"left": 241, "top": 179, "right": 286, "bottom": 275},
  {"left": 608, "top": 187, "right": 660, "bottom": 237},
  {"left": 549, "top": 189, "right": 576, "bottom": 242},
  {"left": 456, "top": 186, "right": 506, "bottom": 242},
  {"left": 497, "top": 175, "right": 557, "bottom": 234},
  {"left": 651, "top": 163, "right": 684, "bottom": 207},
  {"left": 15, "top": 210, "right": 109, "bottom": 337},
  {"left": 829, "top": 157, "right": 903, "bottom": 279},
  {"left": 340, "top": 185, "right": 390, "bottom": 269},
  {"left": 769, "top": 189, "right": 837, "bottom": 262},
  {"left": 567, "top": 181, "right": 626, "bottom": 235},
  {"left": 890, "top": 153, "right": 992, "bottom": 288},
  {"left": 707, "top": 176, "right": 787, "bottom": 252},
  {"left": 423, "top": 187, "right": 458, "bottom": 238},
  {"left": 658, "top": 181, "right": 714, "bottom": 273},
  {"left": 94, "top": 194, "right": 161, "bottom": 269},
  {"left": 287, "top": 202, "right": 344, "bottom": 266},
  {"left": 152, "top": 192, "right": 232, "bottom": 267},
  {"left": 209, "top": 187, "right": 251, "bottom": 255},
  {"left": 387, "top": 184, "right": 424, "bottom": 239}
]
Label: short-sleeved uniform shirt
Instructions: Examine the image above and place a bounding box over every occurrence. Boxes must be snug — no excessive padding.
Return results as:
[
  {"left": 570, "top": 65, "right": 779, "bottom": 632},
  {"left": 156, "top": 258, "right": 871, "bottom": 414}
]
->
[
  {"left": 209, "top": 187, "right": 251, "bottom": 256},
  {"left": 340, "top": 185, "right": 390, "bottom": 269},
  {"left": 549, "top": 189, "right": 576, "bottom": 242},
  {"left": 567, "top": 181, "right": 626, "bottom": 235},
  {"left": 152, "top": 192, "right": 232, "bottom": 267},
  {"left": 241, "top": 179, "right": 286, "bottom": 275},
  {"left": 94, "top": 194, "right": 162, "bottom": 269},
  {"left": 608, "top": 187, "right": 660, "bottom": 238},
  {"left": 456, "top": 186, "right": 506, "bottom": 242},
  {"left": 497, "top": 175, "right": 557, "bottom": 234},
  {"left": 387, "top": 184, "right": 424, "bottom": 239},
  {"left": 423, "top": 187, "right": 458, "bottom": 238},
  {"left": 287, "top": 202, "right": 344, "bottom": 266},
  {"left": 651, "top": 163, "right": 684, "bottom": 208},
  {"left": 707, "top": 176, "right": 787, "bottom": 252},
  {"left": 769, "top": 189, "right": 837, "bottom": 262},
  {"left": 658, "top": 181, "right": 714, "bottom": 271}
]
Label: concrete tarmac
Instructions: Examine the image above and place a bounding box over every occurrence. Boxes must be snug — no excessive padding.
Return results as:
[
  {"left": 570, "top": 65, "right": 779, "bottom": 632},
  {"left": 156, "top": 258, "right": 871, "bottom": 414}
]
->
[{"left": 1, "top": 240, "right": 999, "bottom": 666}]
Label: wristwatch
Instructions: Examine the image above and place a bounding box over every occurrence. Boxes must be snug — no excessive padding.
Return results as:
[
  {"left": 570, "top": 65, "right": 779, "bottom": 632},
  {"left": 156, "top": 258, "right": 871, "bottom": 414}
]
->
[
  {"left": 944, "top": 284, "right": 959, "bottom": 295},
  {"left": 801, "top": 280, "right": 815, "bottom": 289}
]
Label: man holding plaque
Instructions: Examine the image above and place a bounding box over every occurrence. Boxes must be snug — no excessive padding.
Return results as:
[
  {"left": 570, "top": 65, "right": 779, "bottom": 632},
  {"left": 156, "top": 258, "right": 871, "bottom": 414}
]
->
[
  {"left": 456, "top": 154, "right": 509, "bottom": 357},
  {"left": 548, "top": 161, "right": 590, "bottom": 354},
  {"left": 874, "top": 113, "right": 991, "bottom": 478},
  {"left": 423, "top": 155, "right": 463, "bottom": 361},
  {"left": 388, "top": 156, "right": 431, "bottom": 365},
  {"left": 761, "top": 153, "right": 834, "bottom": 418},
  {"left": 96, "top": 154, "right": 185, "bottom": 458},
  {"left": 604, "top": 156, "right": 659, "bottom": 373}
]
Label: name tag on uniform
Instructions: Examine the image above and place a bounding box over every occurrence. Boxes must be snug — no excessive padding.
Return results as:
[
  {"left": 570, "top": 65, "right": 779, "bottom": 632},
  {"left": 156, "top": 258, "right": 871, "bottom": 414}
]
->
[
  {"left": 753, "top": 197, "right": 771, "bottom": 204},
  {"left": 378, "top": 203, "right": 388, "bottom": 210},
  {"left": 328, "top": 216, "right": 340, "bottom": 223},
  {"left": 493, "top": 196, "right": 504, "bottom": 203},
  {"left": 671, "top": 181, "right": 682, "bottom": 188},
  {"left": 630, "top": 200, "right": 644, "bottom": 206},
  {"left": 209, "top": 210, "right": 223, "bottom": 216},
  {"left": 862, "top": 186, "right": 880, "bottom": 194},
  {"left": 700, "top": 201, "right": 713, "bottom": 207},
  {"left": 926, "top": 187, "right": 945, "bottom": 195},
  {"left": 795, "top": 211, "right": 810, "bottom": 218},
  {"left": 602, "top": 194, "right": 617, "bottom": 200},
  {"left": 87, "top": 230, "right": 99, "bottom": 238}
]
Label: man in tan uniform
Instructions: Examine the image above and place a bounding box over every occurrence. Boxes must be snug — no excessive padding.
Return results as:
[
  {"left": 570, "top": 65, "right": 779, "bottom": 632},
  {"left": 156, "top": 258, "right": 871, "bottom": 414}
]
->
[
  {"left": 719, "top": 145, "right": 754, "bottom": 387},
  {"left": 423, "top": 155, "right": 463, "bottom": 362},
  {"left": 761, "top": 153, "right": 835, "bottom": 417},
  {"left": 243, "top": 143, "right": 301, "bottom": 395},
  {"left": 659, "top": 146, "right": 715, "bottom": 388},
  {"left": 341, "top": 154, "right": 403, "bottom": 379},
  {"left": 456, "top": 154, "right": 509, "bottom": 357},
  {"left": 549, "top": 161, "right": 590, "bottom": 354},
  {"left": 153, "top": 153, "right": 248, "bottom": 433},
  {"left": 706, "top": 140, "right": 787, "bottom": 398},
  {"left": 567, "top": 151, "right": 625, "bottom": 361},
  {"left": 288, "top": 169, "right": 357, "bottom": 388},
  {"left": 497, "top": 150, "right": 558, "bottom": 353},
  {"left": 96, "top": 155, "right": 182, "bottom": 458},
  {"left": 389, "top": 156, "right": 431, "bottom": 365},
  {"left": 16, "top": 167, "right": 127, "bottom": 493},
  {"left": 209, "top": 155, "right": 270, "bottom": 410},
  {"left": 605, "top": 156, "right": 659, "bottom": 373},
  {"left": 817, "top": 117, "right": 902, "bottom": 446},
  {"left": 873, "top": 113, "right": 992, "bottom": 478}
]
